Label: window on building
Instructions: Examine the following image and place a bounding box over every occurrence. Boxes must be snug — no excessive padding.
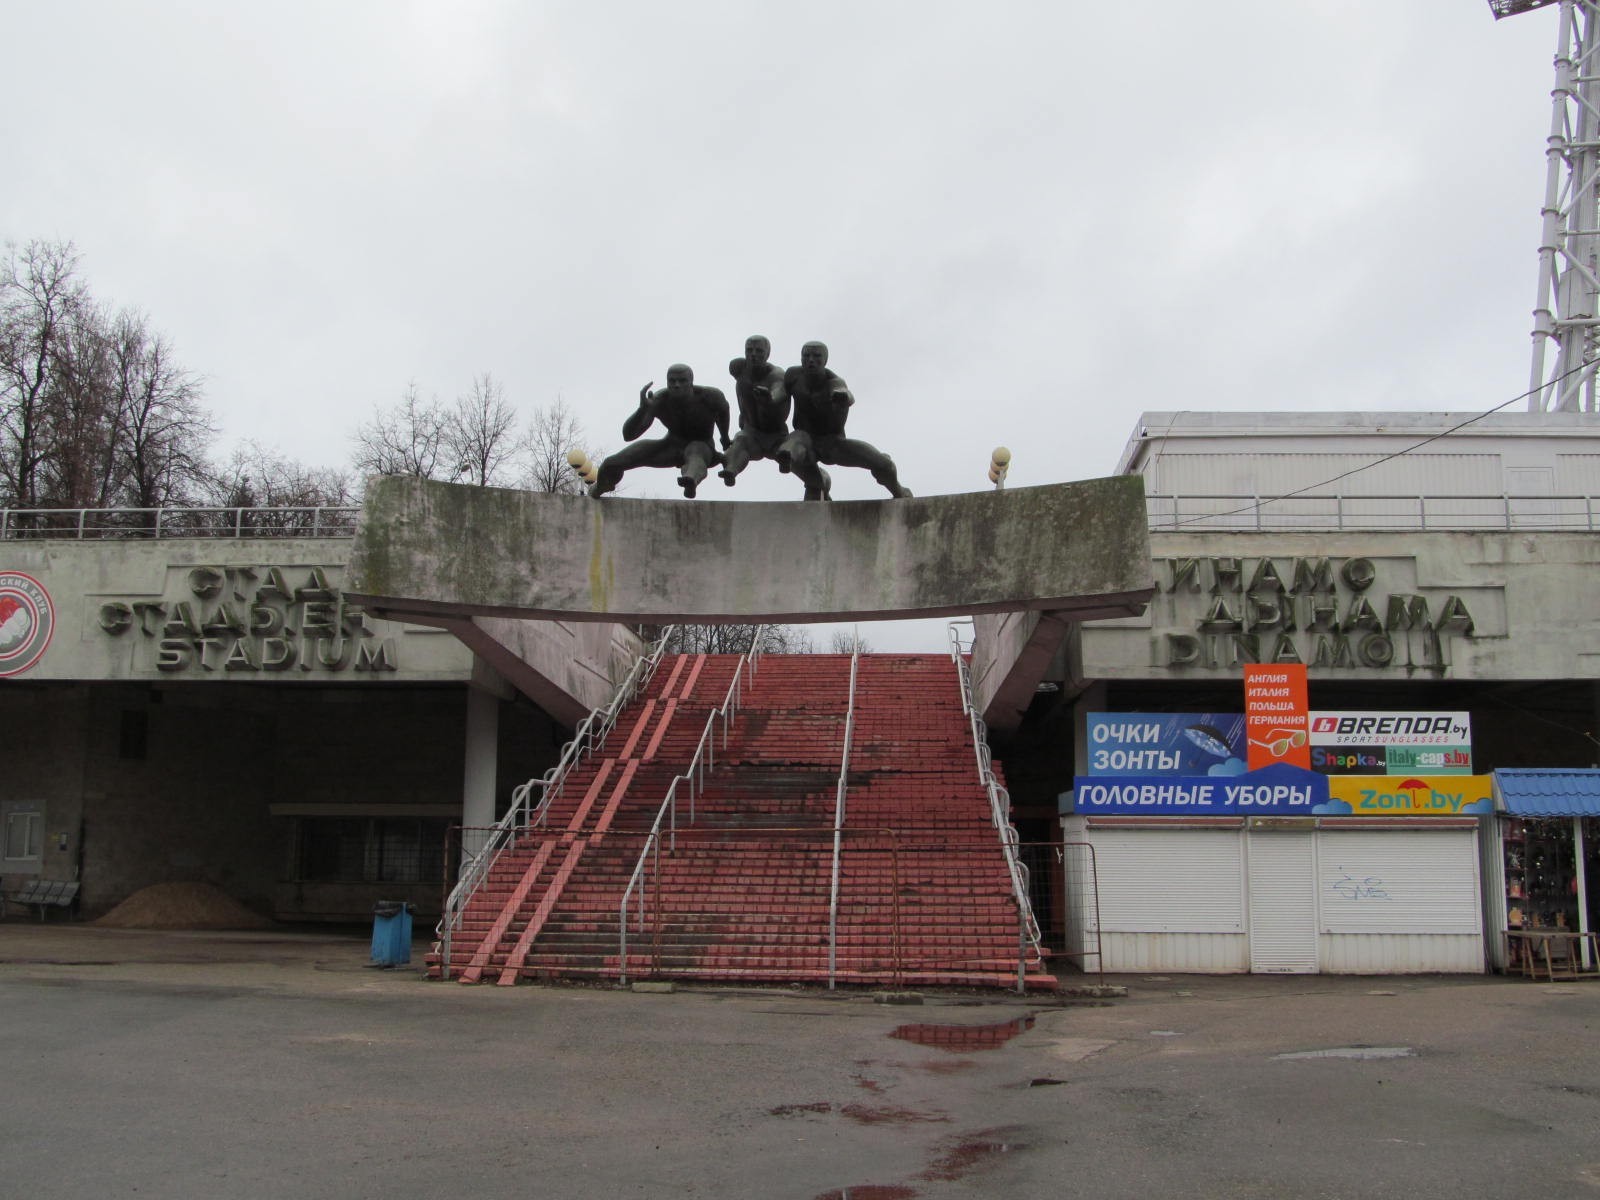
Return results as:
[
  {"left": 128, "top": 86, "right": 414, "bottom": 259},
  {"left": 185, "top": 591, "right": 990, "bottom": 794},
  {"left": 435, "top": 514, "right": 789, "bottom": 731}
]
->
[
  {"left": 295, "top": 818, "right": 447, "bottom": 884},
  {"left": 3, "top": 807, "right": 43, "bottom": 865}
]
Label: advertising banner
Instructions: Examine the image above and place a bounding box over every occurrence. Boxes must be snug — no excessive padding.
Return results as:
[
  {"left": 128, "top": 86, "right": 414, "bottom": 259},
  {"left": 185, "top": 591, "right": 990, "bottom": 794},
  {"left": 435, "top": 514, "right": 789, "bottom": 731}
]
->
[
  {"left": 1308, "top": 711, "right": 1473, "bottom": 775},
  {"left": 1087, "top": 709, "right": 1474, "bottom": 777},
  {"left": 1070, "top": 764, "right": 1329, "bottom": 815},
  {"left": 1323, "top": 775, "right": 1494, "bottom": 815},
  {"left": 1243, "top": 664, "right": 1310, "bottom": 770},
  {"left": 1084, "top": 713, "right": 1247, "bottom": 777}
]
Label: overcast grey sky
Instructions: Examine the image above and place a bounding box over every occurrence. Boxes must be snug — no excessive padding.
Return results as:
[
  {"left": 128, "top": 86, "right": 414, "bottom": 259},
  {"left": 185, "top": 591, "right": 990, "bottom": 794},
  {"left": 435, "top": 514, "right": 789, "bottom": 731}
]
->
[{"left": 0, "top": 2, "right": 1568, "bottom": 647}]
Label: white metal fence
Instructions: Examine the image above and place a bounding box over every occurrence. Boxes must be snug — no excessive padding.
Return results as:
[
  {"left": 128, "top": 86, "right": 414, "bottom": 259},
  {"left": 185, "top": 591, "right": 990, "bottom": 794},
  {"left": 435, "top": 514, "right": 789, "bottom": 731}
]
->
[
  {"left": 1144, "top": 493, "right": 1600, "bottom": 532},
  {"left": 0, "top": 506, "right": 360, "bottom": 539},
  {"left": 8, "top": 494, "right": 1597, "bottom": 540}
]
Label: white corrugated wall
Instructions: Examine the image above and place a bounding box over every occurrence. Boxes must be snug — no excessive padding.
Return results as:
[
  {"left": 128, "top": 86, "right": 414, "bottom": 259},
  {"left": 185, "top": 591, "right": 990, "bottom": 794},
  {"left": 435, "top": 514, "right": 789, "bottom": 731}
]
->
[
  {"left": 1076, "top": 827, "right": 1251, "bottom": 974},
  {"left": 1314, "top": 828, "right": 1484, "bottom": 974},
  {"left": 1097, "top": 932, "right": 1249, "bottom": 974},
  {"left": 1318, "top": 934, "right": 1484, "bottom": 974},
  {"left": 1067, "top": 823, "right": 1486, "bottom": 975},
  {"left": 1246, "top": 832, "right": 1319, "bottom": 973}
]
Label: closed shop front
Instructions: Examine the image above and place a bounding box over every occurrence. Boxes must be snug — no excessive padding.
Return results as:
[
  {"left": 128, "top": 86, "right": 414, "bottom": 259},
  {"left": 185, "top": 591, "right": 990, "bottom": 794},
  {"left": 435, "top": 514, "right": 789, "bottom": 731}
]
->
[{"left": 1062, "top": 787, "right": 1487, "bottom": 975}]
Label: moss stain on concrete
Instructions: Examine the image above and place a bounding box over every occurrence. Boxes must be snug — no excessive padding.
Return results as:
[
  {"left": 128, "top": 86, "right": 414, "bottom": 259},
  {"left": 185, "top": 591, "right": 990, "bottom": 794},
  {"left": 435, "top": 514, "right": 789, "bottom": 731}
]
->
[{"left": 588, "top": 507, "right": 611, "bottom": 613}]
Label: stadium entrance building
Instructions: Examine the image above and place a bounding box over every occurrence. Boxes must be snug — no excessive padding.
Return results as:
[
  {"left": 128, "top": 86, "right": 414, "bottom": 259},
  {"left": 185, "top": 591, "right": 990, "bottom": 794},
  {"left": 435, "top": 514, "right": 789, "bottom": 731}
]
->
[
  {"left": 978, "top": 410, "right": 1600, "bottom": 974},
  {"left": 0, "top": 522, "right": 642, "bottom": 923}
]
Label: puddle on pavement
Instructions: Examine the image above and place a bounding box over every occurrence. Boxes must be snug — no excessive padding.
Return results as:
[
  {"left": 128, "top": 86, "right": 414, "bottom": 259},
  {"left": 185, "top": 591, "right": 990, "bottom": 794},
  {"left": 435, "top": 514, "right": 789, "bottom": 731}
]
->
[
  {"left": 916, "top": 1128, "right": 1028, "bottom": 1182},
  {"left": 769, "top": 1101, "right": 948, "bottom": 1126},
  {"left": 889, "top": 1015, "right": 1035, "bottom": 1052},
  {"left": 1273, "top": 1046, "right": 1415, "bottom": 1061},
  {"left": 769, "top": 1102, "right": 831, "bottom": 1117},
  {"left": 838, "top": 1103, "right": 949, "bottom": 1126}
]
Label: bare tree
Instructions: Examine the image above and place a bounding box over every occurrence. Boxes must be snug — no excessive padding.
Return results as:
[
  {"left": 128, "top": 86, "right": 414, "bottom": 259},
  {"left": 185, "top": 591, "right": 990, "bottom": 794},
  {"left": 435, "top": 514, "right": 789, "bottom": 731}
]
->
[
  {"left": 351, "top": 383, "right": 448, "bottom": 479},
  {"left": 1, "top": 239, "right": 215, "bottom": 520},
  {"left": 105, "top": 312, "right": 212, "bottom": 508},
  {"left": 34, "top": 294, "right": 114, "bottom": 508},
  {"left": 209, "top": 441, "right": 353, "bottom": 509},
  {"left": 0, "top": 239, "right": 92, "bottom": 507},
  {"left": 202, "top": 441, "right": 355, "bottom": 533},
  {"left": 828, "top": 629, "right": 871, "bottom": 654},
  {"left": 446, "top": 373, "right": 520, "bottom": 487},
  {"left": 665, "top": 624, "right": 816, "bottom": 655},
  {"left": 520, "top": 396, "right": 598, "bottom": 495}
]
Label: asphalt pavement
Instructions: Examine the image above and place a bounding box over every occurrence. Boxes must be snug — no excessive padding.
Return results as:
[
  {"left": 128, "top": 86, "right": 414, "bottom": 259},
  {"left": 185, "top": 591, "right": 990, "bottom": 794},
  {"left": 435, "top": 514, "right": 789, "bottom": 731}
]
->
[{"left": 1, "top": 923, "right": 1597, "bottom": 1199}]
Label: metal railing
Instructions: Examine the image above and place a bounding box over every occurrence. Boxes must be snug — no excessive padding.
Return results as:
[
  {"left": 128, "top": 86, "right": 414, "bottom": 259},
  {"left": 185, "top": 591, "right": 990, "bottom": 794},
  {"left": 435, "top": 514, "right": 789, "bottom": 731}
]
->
[
  {"left": 947, "top": 621, "right": 1044, "bottom": 988},
  {"left": 10, "top": 491, "right": 1598, "bottom": 539},
  {"left": 1057, "top": 840, "right": 1104, "bottom": 986},
  {"left": 618, "top": 632, "right": 767, "bottom": 983},
  {"left": 826, "top": 631, "right": 864, "bottom": 988},
  {"left": 1144, "top": 492, "right": 1600, "bottom": 532},
  {"left": 0, "top": 505, "right": 360, "bottom": 539},
  {"left": 436, "top": 626, "right": 677, "bottom": 978},
  {"left": 613, "top": 829, "right": 1071, "bottom": 988}
]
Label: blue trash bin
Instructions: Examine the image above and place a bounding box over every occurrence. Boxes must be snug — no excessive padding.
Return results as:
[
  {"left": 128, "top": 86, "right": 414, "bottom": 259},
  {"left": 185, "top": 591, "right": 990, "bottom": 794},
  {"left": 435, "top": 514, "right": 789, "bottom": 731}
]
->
[{"left": 371, "top": 901, "right": 413, "bottom": 967}]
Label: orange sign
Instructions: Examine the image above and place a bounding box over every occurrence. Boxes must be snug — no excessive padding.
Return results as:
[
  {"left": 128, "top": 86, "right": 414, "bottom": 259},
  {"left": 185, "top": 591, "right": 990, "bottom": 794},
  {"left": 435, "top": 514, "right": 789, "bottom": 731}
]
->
[{"left": 1244, "top": 664, "right": 1310, "bottom": 770}]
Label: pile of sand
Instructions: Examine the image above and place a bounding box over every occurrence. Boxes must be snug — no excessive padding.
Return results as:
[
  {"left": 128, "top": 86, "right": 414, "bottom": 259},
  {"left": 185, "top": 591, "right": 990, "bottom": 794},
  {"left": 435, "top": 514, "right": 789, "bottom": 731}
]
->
[{"left": 94, "top": 881, "right": 273, "bottom": 930}]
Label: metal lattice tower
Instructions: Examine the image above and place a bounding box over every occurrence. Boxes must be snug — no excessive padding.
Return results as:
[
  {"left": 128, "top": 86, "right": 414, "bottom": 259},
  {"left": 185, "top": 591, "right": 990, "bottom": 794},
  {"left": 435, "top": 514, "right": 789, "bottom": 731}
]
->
[{"left": 1495, "top": 0, "right": 1600, "bottom": 411}]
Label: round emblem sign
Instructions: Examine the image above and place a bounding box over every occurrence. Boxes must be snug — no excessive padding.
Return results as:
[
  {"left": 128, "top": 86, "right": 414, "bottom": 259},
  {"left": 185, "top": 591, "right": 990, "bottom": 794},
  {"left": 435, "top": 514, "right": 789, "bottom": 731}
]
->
[{"left": 0, "top": 571, "right": 55, "bottom": 677}]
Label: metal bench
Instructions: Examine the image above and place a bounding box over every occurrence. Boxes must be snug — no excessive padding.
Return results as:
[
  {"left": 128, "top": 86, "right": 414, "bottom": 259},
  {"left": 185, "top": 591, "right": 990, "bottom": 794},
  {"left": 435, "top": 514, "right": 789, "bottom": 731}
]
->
[{"left": 6, "top": 879, "right": 79, "bottom": 921}]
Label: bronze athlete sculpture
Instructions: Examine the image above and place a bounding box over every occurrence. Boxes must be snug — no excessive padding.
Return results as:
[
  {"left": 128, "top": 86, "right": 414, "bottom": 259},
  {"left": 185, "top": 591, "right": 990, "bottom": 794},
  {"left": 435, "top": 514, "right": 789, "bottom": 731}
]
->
[
  {"left": 720, "top": 334, "right": 832, "bottom": 500},
  {"left": 589, "top": 364, "right": 731, "bottom": 499},
  {"left": 781, "top": 341, "right": 910, "bottom": 499},
  {"left": 588, "top": 343, "right": 908, "bottom": 500}
]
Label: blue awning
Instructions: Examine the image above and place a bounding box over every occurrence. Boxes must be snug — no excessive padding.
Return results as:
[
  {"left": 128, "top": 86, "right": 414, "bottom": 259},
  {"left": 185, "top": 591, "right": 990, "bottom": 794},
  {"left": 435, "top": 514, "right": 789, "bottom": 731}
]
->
[{"left": 1495, "top": 768, "right": 1600, "bottom": 817}]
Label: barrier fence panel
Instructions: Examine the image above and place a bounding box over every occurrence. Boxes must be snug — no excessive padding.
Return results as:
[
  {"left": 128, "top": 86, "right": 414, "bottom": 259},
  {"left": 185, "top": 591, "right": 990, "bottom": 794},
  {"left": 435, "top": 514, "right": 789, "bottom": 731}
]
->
[{"left": 1057, "top": 839, "right": 1104, "bottom": 985}]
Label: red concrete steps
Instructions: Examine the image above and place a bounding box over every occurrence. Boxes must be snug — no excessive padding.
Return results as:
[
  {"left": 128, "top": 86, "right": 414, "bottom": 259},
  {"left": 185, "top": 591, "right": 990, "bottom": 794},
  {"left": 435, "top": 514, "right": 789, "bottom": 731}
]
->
[{"left": 429, "top": 651, "right": 1054, "bottom": 991}]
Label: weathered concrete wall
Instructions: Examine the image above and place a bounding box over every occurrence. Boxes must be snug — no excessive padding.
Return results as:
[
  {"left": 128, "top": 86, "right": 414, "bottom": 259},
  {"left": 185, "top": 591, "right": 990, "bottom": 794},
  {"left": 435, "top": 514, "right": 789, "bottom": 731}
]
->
[
  {"left": 346, "top": 475, "right": 1155, "bottom": 624},
  {"left": 0, "top": 538, "right": 471, "bottom": 682},
  {"left": 0, "top": 685, "right": 90, "bottom": 885},
  {"left": 1076, "top": 531, "right": 1600, "bottom": 683},
  {"left": 433, "top": 616, "right": 645, "bottom": 727},
  {"left": 972, "top": 528, "right": 1600, "bottom": 735},
  {"left": 971, "top": 609, "right": 1079, "bottom": 736},
  {"left": 0, "top": 537, "right": 642, "bottom": 726},
  {"left": 0, "top": 680, "right": 566, "bottom": 920}
]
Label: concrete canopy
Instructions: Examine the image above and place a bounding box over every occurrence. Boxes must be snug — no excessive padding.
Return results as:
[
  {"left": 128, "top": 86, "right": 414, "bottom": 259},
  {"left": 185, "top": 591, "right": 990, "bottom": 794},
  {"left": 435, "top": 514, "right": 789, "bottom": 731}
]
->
[{"left": 345, "top": 475, "right": 1154, "bottom": 626}]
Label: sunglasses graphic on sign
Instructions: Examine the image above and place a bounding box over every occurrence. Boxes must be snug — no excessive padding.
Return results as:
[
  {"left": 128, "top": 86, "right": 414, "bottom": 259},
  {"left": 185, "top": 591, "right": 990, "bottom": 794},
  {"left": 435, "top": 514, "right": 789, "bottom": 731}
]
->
[{"left": 1248, "top": 729, "right": 1307, "bottom": 758}]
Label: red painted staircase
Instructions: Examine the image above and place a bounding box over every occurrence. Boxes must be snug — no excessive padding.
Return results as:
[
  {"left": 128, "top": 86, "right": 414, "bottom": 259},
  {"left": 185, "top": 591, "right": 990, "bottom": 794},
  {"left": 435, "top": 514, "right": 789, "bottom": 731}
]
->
[{"left": 427, "top": 649, "right": 1053, "bottom": 990}]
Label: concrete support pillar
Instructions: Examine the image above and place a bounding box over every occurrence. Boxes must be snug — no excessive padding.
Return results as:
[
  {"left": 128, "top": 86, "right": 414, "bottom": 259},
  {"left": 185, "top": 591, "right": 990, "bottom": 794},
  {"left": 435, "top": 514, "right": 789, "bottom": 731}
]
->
[
  {"left": 1070, "top": 680, "right": 1108, "bottom": 787},
  {"left": 461, "top": 683, "right": 499, "bottom": 862}
]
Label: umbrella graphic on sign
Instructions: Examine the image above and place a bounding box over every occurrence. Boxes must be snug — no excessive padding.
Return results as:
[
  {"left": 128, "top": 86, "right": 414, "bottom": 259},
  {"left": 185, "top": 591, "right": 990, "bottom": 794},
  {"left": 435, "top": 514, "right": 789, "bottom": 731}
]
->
[{"left": 1183, "top": 723, "right": 1232, "bottom": 759}]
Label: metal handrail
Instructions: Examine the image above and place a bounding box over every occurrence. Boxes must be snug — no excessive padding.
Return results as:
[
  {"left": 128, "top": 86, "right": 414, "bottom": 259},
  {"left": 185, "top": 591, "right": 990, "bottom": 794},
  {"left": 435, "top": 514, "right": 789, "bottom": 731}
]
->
[
  {"left": 0, "top": 505, "right": 361, "bottom": 539},
  {"left": 619, "top": 630, "right": 767, "bottom": 984},
  {"left": 1142, "top": 491, "right": 1600, "bottom": 532},
  {"left": 614, "top": 825, "right": 904, "bottom": 986},
  {"left": 827, "top": 631, "right": 863, "bottom": 989},
  {"left": 9, "top": 491, "right": 1600, "bottom": 539},
  {"left": 947, "top": 622, "right": 1044, "bottom": 975},
  {"left": 436, "top": 625, "right": 677, "bottom": 978}
]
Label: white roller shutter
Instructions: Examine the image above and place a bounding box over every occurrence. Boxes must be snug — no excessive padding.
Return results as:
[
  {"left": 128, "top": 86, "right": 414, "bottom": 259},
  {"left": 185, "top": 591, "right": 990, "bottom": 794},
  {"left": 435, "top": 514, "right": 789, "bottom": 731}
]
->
[
  {"left": 1247, "top": 831, "right": 1318, "bottom": 973},
  {"left": 1089, "top": 829, "right": 1243, "bottom": 933},
  {"left": 1317, "top": 829, "right": 1481, "bottom": 935}
]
